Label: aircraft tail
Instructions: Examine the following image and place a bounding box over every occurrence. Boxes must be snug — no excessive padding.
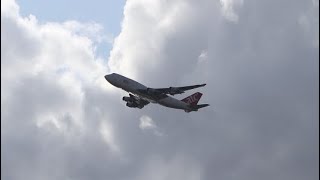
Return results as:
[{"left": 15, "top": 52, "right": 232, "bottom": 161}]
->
[
  {"left": 181, "top": 92, "right": 203, "bottom": 106},
  {"left": 181, "top": 92, "right": 209, "bottom": 112},
  {"left": 195, "top": 104, "right": 209, "bottom": 109}
]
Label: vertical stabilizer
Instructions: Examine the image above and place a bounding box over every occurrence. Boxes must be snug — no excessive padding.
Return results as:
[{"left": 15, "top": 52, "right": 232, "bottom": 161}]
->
[{"left": 181, "top": 92, "right": 202, "bottom": 105}]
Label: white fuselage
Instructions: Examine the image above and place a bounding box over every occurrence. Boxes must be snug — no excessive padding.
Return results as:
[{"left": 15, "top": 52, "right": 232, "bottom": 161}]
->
[{"left": 105, "top": 73, "right": 192, "bottom": 111}]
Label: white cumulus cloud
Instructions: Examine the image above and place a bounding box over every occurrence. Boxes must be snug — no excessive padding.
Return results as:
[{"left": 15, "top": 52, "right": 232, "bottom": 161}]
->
[{"left": 2, "top": 0, "right": 318, "bottom": 179}]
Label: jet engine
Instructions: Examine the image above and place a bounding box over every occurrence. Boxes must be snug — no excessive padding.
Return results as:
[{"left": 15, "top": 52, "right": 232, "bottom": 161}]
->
[
  {"left": 123, "top": 94, "right": 146, "bottom": 109},
  {"left": 126, "top": 102, "right": 138, "bottom": 108},
  {"left": 122, "top": 96, "right": 133, "bottom": 102}
]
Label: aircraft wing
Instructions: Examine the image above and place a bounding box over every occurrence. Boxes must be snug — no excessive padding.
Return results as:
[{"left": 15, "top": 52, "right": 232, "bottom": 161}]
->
[{"left": 150, "top": 84, "right": 206, "bottom": 95}]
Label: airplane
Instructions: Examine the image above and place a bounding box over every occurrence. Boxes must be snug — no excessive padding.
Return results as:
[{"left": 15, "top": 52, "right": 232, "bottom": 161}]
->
[{"left": 104, "top": 73, "right": 209, "bottom": 112}]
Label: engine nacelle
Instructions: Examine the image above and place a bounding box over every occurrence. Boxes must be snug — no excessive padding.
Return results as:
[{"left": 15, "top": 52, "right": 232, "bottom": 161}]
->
[
  {"left": 126, "top": 102, "right": 138, "bottom": 108},
  {"left": 122, "top": 96, "right": 133, "bottom": 102}
]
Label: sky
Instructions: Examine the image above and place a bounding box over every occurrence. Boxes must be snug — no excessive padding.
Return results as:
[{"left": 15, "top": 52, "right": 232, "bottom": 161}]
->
[
  {"left": 16, "top": 0, "right": 125, "bottom": 58},
  {"left": 1, "top": 0, "right": 319, "bottom": 180}
]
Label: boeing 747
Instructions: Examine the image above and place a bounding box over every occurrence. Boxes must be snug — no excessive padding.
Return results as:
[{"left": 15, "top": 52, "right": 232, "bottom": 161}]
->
[{"left": 104, "top": 73, "right": 209, "bottom": 112}]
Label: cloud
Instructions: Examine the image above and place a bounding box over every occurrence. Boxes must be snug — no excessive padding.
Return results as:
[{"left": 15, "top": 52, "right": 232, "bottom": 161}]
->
[
  {"left": 139, "top": 115, "right": 164, "bottom": 136},
  {"left": 62, "top": 21, "right": 114, "bottom": 45},
  {"left": 298, "top": 0, "right": 319, "bottom": 48},
  {"left": 108, "top": 0, "right": 215, "bottom": 81},
  {"left": 2, "top": 0, "right": 319, "bottom": 180},
  {"left": 1, "top": 0, "right": 19, "bottom": 18},
  {"left": 1, "top": 0, "right": 122, "bottom": 179},
  {"left": 139, "top": 115, "right": 156, "bottom": 129},
  {"left": 198, "top": 49, "right": 208, "bottom": 63},
  {"left": 135, "top": 155, "right": 203, "bottom": 180},
  {"left": 219, "top": 0, "right": 243, "bottom": 22},
  {"left": 100, "top": 121, "right": 120, "bottom": 153}
]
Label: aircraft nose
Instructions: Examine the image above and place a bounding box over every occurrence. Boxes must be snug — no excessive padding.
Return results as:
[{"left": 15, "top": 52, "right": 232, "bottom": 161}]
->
[
  {"left": 105, "top": 73, "right": 118, "bottom": 86},
  {"left": 105, "top": 74, "right": 116, "bottom": 85},
  {"left": 104, "top": 74, "right": 111, "bottom": 82}
]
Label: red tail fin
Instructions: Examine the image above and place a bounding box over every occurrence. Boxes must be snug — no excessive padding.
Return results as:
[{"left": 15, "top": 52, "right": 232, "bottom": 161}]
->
[{"left": 181, "top": 92, "right": 203, "bottom": 105}]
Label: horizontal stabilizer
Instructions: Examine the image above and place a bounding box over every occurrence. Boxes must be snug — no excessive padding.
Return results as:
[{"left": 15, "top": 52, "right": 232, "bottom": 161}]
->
[{"left": 196, "top": 104, "right": 209, "bottom": 109}]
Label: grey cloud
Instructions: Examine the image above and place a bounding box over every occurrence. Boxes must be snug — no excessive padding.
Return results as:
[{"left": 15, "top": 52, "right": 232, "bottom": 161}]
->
[{"left": 2, "top": 0, "right": 319, "bottom": 180}]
